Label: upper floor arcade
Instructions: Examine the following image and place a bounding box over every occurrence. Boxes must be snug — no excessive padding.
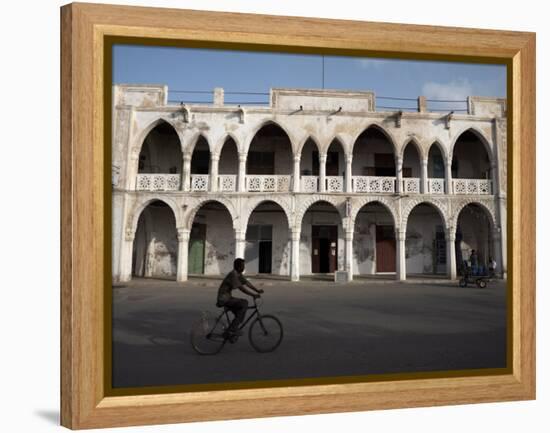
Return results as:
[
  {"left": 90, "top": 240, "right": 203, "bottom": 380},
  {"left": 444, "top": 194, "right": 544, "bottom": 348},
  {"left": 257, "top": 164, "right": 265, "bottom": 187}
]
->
[{"left": 112, "top": 85, "right": 507, "bottom": 198}]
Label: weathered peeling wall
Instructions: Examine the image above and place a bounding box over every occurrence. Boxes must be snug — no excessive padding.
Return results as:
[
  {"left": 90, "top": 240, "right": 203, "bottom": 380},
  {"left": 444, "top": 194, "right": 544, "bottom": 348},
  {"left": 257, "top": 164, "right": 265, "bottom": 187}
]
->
[
  {"left": 456, "top": 208, "right": 491, "bottom": 268},
  {"left": 244, "top": 211, "right": 290, "bottom": 275},
  {"left": 453, "top": 138, "right": 491, "bottom": 178},
  {"left": 352, "top": 138, "right": 394, "bottom": 175},
  {"left": 132, "top": 204, "right": 178, "bottom": 278},
  {"left": 299, "top": 208, "right": 344, "bottom": 275},
  {"left": 140, "top": 127, "right": 182, "bottom": 173},
  {"left": 353, "top": 208, "right": 394, "bottom": 274},
  {"left": 406, "top": 208, "right": 445, "bottom": 274},
  {"left": 194, "top": 209, "right": 235, "bottom": 275}
]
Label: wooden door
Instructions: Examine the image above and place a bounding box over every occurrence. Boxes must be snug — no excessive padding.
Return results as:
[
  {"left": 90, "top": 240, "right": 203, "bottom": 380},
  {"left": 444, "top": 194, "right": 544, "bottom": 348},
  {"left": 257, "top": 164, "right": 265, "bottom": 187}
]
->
[
  {"left": 376, "top": 225, "right": 396, "bottom": 272},
  {"left": 188, "top": 223, "right": 206, "bottom": 274}
]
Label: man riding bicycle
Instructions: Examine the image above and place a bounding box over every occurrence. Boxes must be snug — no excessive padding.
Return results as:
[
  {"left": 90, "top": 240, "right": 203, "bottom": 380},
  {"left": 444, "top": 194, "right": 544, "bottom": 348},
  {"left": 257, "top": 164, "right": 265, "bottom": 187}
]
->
[{"left": 216, "top": 258, "right": 264, "bottom": 337}]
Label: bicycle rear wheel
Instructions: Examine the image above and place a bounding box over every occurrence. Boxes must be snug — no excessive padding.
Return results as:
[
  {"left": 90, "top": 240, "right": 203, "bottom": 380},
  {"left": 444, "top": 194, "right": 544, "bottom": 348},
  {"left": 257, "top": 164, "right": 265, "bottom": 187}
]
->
[
  {"left": 190, "top": 312, "right": 227, "bottom": 355},
  {"left": 248, "top": 314, "right": 283, "bottom": 353}
]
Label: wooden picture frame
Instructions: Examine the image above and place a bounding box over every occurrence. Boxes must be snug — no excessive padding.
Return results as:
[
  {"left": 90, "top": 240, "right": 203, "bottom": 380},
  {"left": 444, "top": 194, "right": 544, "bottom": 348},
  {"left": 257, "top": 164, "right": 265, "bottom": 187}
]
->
[{"left": 60, "top": 2, "right": 535, "bottom": 429}]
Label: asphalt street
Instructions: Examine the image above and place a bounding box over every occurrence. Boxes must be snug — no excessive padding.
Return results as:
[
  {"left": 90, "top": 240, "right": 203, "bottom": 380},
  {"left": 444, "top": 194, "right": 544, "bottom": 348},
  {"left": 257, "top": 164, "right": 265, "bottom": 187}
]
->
[{"left": 112, "top": 276, "right": 507, "bottom": 389}]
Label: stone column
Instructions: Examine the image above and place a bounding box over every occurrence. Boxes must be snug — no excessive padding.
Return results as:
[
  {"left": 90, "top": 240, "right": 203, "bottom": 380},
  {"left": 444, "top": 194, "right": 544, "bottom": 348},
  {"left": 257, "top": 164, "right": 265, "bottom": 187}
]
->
[
  {"left": 210, "top": 153, "right": 219, "bottom": 192},
  {"left": 238, "top": 153, "right": 247, "bottom": 192},
  {"left": 446, "top": 227, "right": 457, "bottom": 279},
  {"left": 293, "top": 155, "right": 301, "bottom": 192},
  {"left": 290, "top": 227, "right": 301, "bottom": 281},
  {"left": 421, "top": 157, "right": 428, "bottom": 193},
  {"left": 445, "top": 157, "right": 453, "bottom": 194},
  {"left": 319, "top": 153, "right": 327, "bottom": 193},
  {"left": 395, "top": 229, "right": 406, "bottom": 281},
  {"left": 395, "top": 156, "right": 403, "bottom": 193},
  {"left": 345, "top": 227, "right": 354, "bottom": 281},
  {"left": 119, "top": 229, "right": 135, "bottom": 282},
  {"left": 176, "top": 228, "right": 190, "bottom": 282},
  {"left": 235, "top": 229, "right": 246, "bottom": 259},
  {"left": 345, "top": 154, "right": 353, "bottom": 193},
  {"left": 182, "top": 153, "right": 192, "bottom": 191}
]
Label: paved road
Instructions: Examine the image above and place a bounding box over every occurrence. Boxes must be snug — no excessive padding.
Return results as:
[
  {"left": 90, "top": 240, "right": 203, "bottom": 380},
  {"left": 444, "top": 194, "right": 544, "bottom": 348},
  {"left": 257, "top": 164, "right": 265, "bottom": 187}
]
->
[{"left": 112, "top": 277, "right": 507, "bottom": 389}]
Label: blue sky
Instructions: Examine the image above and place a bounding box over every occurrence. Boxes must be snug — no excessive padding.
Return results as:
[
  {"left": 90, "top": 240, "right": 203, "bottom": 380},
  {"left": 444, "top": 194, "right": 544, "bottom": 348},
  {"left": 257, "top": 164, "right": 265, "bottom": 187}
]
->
[{"left": 113, "top": 44, "right": 506, "bottom": 112}]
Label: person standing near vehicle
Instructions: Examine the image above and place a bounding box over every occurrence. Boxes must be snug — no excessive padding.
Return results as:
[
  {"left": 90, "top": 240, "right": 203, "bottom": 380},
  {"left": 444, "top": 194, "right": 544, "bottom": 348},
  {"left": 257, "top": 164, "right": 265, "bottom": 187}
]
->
[
  {"left": 469, "top": 249, "right": 478, "bottom": 276},
  {"left": 216, "top": 258, "right": 264, "bottom": 336}
]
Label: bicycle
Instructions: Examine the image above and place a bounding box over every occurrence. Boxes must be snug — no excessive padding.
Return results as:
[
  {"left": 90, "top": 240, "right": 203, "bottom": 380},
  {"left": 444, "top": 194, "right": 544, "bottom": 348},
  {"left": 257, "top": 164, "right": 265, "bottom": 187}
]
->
[{"left": 190, "top": 296, "right": 283, "bottom": 355}]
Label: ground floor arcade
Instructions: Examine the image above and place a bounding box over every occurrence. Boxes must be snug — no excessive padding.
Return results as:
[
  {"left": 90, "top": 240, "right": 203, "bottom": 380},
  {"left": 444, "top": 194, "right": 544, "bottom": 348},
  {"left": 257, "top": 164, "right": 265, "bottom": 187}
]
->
[{"left": 113, "top": 192, "right": 504, "bottom": 283}]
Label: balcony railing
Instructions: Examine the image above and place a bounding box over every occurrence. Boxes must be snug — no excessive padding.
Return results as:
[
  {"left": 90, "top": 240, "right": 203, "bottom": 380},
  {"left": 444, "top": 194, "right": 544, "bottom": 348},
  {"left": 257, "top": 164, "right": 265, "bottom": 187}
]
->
[
  {"left": 402, "top": 178, "right": 420, "bottom": 193},
  {"left": 191, "top": 174, "right": 209, "bottom": 191},
  {"left": 301, "top": 176, "right": 318, "bottom": 192},
  {"left": 325, "top": 176, "right": 344, "bottom": 192},
  {"left": 352, "top": 176, "right": 396, "bottom": 193},
  {"left": 428, "top": 178, "right": 445, "bottom": 194},
  {"left": 136, "top": 173, "right": 181, "bottom": 191},
  {"left": 452, "top": 179, "right": 492, "bottom": 195},
  {"left": 246, "top": 175, "right": 292, "bottom": 192},
  {"left": 218, "top": 174, "right": 237, "bottom": 192}
]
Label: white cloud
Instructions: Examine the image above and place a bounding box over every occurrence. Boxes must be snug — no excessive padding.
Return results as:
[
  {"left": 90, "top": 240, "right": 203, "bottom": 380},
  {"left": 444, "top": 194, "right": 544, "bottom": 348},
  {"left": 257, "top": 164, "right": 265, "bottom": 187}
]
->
[{"left": 421, "top": 79, "right": 473, "bottom": 100}]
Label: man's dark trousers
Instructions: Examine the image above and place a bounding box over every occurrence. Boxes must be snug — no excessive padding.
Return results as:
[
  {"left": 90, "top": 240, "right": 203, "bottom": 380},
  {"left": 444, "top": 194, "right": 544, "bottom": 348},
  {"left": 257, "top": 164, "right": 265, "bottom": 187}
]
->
[{"left": 223, "top": 297, "right": 248, "bottom": 331}]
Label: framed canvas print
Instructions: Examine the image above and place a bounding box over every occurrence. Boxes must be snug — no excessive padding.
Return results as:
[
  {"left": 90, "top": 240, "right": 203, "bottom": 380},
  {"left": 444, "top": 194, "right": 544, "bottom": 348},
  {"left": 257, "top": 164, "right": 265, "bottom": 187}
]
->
[{"left": 60, "top": 2, "right": 536, "bottom": 429}]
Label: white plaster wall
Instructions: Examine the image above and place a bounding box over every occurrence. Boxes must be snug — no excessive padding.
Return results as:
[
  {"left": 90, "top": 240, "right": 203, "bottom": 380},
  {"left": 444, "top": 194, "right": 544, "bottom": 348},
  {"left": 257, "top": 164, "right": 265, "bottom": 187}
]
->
[
  {"left": 132, "top": 205, "right": 178, "bottom": 278},
  {"left": 299, "top": 207, "right": 344, "bottom": 275},
  {"left": 353, "top": 208, "right": 395, "bottom": 274},
  {"left": 406, "top": 208, "right": 445, "bottom": 274},
  {"left": 244, "top": 211, "right": 290, "bottom": 275},
  {"left": 193, "top": 209, "right": 235, "bottom": 275}
]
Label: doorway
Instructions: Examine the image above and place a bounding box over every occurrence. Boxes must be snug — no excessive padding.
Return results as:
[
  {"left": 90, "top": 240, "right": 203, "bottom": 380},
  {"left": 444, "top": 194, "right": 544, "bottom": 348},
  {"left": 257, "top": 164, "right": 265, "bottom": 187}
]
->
[
  {"left": 188, "top": 223, "right": 206, "bottom": 274},
  {"left": 376, "top": 225, "right": 396, "bottom": 272},
  {"left": 312, "top": 225, "right": 338, "bottom": 273}
]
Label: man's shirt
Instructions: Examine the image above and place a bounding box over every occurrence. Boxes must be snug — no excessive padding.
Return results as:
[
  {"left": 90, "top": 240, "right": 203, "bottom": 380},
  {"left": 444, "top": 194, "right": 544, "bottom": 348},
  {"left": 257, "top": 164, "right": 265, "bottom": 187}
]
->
[{"left": 217, "top": 269, "right": 249, "bottom": 304}]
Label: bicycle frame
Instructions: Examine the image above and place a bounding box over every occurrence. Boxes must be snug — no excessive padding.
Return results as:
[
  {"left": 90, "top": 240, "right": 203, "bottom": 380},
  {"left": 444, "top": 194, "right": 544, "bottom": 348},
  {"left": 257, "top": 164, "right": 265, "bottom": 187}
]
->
[{"left": 212, "top": 298, "right": 262, "bottom": 335}]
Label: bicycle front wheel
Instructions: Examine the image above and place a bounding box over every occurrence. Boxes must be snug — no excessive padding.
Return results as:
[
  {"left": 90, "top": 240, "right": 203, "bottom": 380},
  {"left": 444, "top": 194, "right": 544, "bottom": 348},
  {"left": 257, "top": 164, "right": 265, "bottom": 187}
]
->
[
  {"left": 248, "top": 314, "right": 283, "bottom": 353},
  {"left": 190, "top": 312, "right": 226, "bottom": 355}
]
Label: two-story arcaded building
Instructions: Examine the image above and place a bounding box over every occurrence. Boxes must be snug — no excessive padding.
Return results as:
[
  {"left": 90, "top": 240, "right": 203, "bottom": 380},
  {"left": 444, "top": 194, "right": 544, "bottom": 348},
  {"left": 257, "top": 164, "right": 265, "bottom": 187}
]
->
[{"left": 111, "top": 84, "right": 507, "bottom": 283}]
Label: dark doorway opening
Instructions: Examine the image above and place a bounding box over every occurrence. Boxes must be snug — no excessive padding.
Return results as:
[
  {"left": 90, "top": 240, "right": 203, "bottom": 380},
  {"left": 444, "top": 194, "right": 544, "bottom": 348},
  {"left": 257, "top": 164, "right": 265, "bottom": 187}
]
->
[
  {"left": 312, "top": 225, "right": 338, "bottom": 273},
  {"left": 258, "top": 241, "right": 272, "bottom": 273}
]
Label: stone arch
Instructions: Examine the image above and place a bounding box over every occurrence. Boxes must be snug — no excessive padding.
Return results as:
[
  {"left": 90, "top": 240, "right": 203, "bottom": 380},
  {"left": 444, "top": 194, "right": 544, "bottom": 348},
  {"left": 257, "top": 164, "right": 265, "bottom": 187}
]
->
[
  {"left": 450, "top": 126, "right": 494, "bottom": 164},
  {"left": 244, "top": 119, "right": 294, "bottom": 154},
  {"left": 350, "top": 123, "right": 398, "bottom": 156},
  {"left": 184, "top": 198, "right": 238, "bottom": 230},
  {"left": 296, "top": 134, "right": 322, "bottom": 157},
  {"left": 426, "top": 138, "right": 449, "bottom": 162},
  {"left": 400, "top": 137, "right": 425, "bottom": 161},
  {"left": 324, "top": 134, "right": 351, "bottom": 157},
  {"left": 128, "top": 196, "right": 182, "bottom": 238},
  {"left": 401, "top": 198, "right": 449, "bottom": 230},
  {"left": 133, "top": 116, "right": 181, "bottom": 155},
  {"left": 350, "top": 197, "right": 399, "bottom": 230},
  {"left": 450, "top": 199, "right": 497, "bottom": 233},
  {"left": 185, "top": 132, "right": 212, "bottom": 156},
  {"left": 240, "top": 197, "right": 292, "bottom": 232},
  {"left": 295, "top": 195, "right": 346, "bottom": 227},
  {"left": 215, "top": 132, "right": 241, "bottom": 156}
]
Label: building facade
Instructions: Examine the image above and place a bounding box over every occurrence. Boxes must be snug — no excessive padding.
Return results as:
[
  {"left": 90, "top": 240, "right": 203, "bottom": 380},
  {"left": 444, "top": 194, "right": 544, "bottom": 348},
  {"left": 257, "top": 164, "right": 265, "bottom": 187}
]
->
[{"left": 112, "top": 85, "right": 507, "bottom": 283}]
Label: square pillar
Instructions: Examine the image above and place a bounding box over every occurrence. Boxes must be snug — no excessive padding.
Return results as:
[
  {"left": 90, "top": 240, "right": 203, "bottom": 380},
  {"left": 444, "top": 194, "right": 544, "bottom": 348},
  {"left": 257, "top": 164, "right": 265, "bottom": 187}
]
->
[
  {"left": 345, "top": 155, "right": 353, "bottom": 193},
  {"left": 395, "top": 156, "right": 403, "bottom": 193},
  {"left": 395, "top": 229, "right": 406, "bottom": 281},
  {"left": 345, "top": 228, "right": 354, "bottom": 281},
  {"left": 238, "top": 153, "right": 247, "bottom": 192},
  {"left": 119, "top": 229, "right": 135, "bottom": 282},
  {"left": 421, "top": 158, "right": 428, "bottom": 193},
  {"left": 319, "top": 153, "right": 327, "bottom": 193},
  {"left": 293, "top": 156, "right": 301, "bottom": 192},
  {"left": 290, "top": 228, "right": 301, "bottom": 281},
  {"left": 446, "top": 227, "right": 457, "bottom": 280},
  {"left": 209, "top": 154, "right": 219, "bottom": 192},
  {"left": 235, "top": 229, "right": 246, "bottom": 259},
  {"left": 176, "top": 228, "right": 190, "bottom": 282},
  {"left": 182, "top": 153, "right": 192, "bottom": 191}
]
